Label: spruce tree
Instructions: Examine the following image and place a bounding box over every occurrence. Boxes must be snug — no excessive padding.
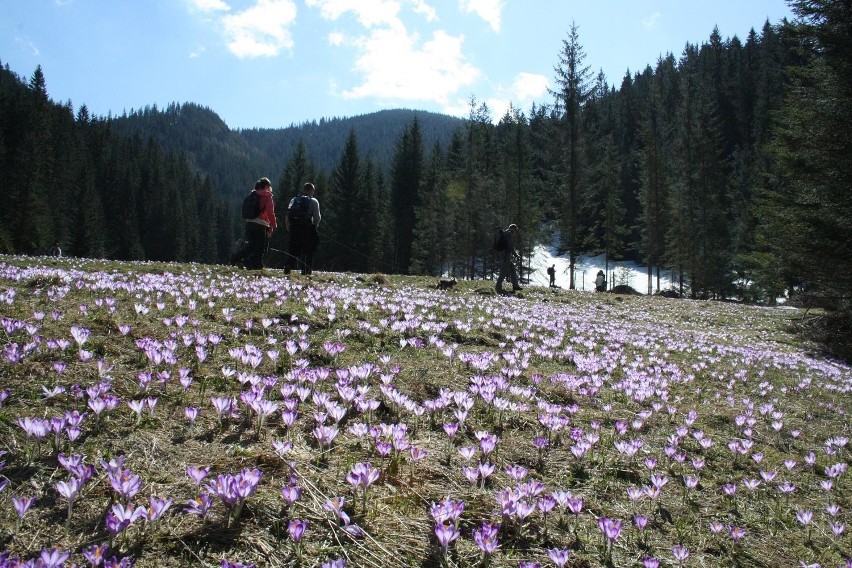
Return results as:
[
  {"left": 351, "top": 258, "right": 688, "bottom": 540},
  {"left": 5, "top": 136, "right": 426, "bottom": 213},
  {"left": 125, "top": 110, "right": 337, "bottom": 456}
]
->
[
  {"left": 390, "top": 117, "right": 425, "bottom": 274},
  {"left": 326, "top": 129, "right": 364, "bottom": 271},
  {"left": 761, "top": 1, "right": 852, "bottom": 312},
  {"left": 551, "top": 22, "right": 592, "bottom": 289}
]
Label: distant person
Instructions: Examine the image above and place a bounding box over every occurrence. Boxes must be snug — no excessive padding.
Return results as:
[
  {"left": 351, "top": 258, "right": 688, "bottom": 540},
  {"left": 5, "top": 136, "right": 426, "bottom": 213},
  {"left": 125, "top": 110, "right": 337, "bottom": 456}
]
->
[
  {"left": 284, "top": 182, "right": 321, "bottom": 275},
  {"left": 232, "top": 177, "right": 277, "bottom": 270},
  {"left": 48, "top": 242, "right": 62, "bottom": 257},
  {"left": 495, "top": 224, "right": 521, "bottom": 294},
  {"left": 595, "top": 269, "right": 606, "bottom": 292},
  {"left": 547, "top": 264, "right": 556, "bottom": 287}
]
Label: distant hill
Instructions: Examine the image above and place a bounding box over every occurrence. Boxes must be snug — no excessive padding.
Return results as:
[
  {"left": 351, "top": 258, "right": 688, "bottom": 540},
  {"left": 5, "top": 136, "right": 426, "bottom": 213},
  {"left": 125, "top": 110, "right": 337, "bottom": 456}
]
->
[
  {"left": 238, "top": 108, "right": 465, "bottom": 174},
  {"left": 109, "top": 104, "right": 464, "bottom": 199}
]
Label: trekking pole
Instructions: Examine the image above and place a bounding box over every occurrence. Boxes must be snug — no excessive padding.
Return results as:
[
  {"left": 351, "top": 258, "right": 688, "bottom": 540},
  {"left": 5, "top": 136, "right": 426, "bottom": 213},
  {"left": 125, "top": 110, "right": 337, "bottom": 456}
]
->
[
  {"left": 266, "top": 247, "right": 309, "bottom": 272},
  {"left": 316, "top": 234, "right": 401, "bottom": 274}
]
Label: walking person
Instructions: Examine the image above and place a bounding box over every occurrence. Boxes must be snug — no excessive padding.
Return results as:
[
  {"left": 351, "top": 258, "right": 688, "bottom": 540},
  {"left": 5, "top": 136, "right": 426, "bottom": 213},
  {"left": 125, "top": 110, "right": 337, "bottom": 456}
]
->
[
  {"left": 547, "top": 264, "right": 556, "bottom": 287},
  {"left": 495, "top": 224, "right": 521, "bottom": 294},
  {"left": 595, "top": 269, "right": 607, "bottom": 292},
  {"left": 284, "top": 182, "right": 321, "bottom": 275},
  {"left": 232, "top": 177, "right": 277, "bottom": 270}
]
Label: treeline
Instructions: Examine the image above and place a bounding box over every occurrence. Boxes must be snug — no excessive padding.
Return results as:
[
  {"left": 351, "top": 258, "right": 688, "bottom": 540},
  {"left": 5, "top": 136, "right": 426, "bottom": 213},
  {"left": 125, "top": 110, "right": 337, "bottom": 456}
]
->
[
  {"left": 0, "top": 64, "right": 235, "bottom": 263},
  {"left": 301, "top": 3, "right": 849, "bottom": 310},
  {"left": 1, "top": 0, "right": 849, "bottom": 313}
]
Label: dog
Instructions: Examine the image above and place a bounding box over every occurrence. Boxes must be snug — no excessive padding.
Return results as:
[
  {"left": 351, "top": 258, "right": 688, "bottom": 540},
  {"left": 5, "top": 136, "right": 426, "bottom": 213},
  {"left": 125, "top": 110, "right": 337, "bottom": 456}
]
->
[{"left": 437, "top": 277, "right": 458, "bottom": 290}]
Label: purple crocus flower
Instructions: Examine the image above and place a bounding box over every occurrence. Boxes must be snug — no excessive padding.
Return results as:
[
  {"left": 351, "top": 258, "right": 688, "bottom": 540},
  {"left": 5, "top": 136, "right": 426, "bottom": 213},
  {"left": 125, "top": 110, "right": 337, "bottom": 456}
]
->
[
  {"left": 472, "top": 522, "right": 500, "bottom": 556},
  {"left": 434, "top": 523, "right": 460, "bottom": 550},
  {"left": 672, "top": 544, "right": 690, "bottom": 564},
  {"left": 145, "top": 496, "right": 173, "bottom": 521},
  {"left": 547, "top": 548, "right": 571, "bottom": 567},
  {"left": 106, "top": 503, "right": 145, "bottom": 536},
  {"left": 12, "top": 496, "right": 35, "bottom": 520},
  {"left": 566, "top": 496, "right": 584, "bottom": 516},
  {"left": 346, "top": 462, "right": 380, "bottom": 490},
  {"left": 443, "top": 422, "right": 459, "bottom": 438},
  {"left": 797, "top": 510, "right": 813, "bottom": 525},
  {"left": 312, "top": 425, "right": 339, "bottom": 449},
  {"left": 288, "top": 519, "right": 308, "bottom": 542},
  {"left": 56, "top": 477, "right": 82, "bottom": 522},
  {"left": 82, "top": 543, "right": 110, "bottom": 566},
  {"left": 222, "top": 560, "right": 255, "bottom": 568},
  {"left": 458, "top": 446, "right": 477, "bottom": 461},
  {"left": 108, "top": 468, "right": 142, "bottom": 502},
  {"left": 281, "top": 483, "right": 302, "bottom": 506},
  {"left": 39, "top": 547, "right": 71, "bottom": 568},
  {"left": 430, "top": 497, "right": 465, "bottom": 525},
  {"left": 185, "top": 406, "right": 200, "bottom": 423},
  {"left": 598, "top": 517, "right": 622, "bottom": 541},
  {"left": 184, "top": 493, "right": 214, "bottom": 518},
  {"left": 730, "top": 526, "right": 747, "bottom": 541},
  {"left": 186, "top": 466, "right": 211, "bottom": 487}
]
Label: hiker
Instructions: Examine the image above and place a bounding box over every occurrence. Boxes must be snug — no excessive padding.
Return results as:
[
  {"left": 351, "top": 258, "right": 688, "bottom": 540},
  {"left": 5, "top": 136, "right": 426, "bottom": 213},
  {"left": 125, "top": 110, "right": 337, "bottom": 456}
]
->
[
  {"left": 595, "top": 270, "right": 606, "bottom": 292},
  {"left": 547, "top": 264, "right": 556, "bottom": 287},
  {"left": 232, "top": 177, "right": 277, "bottom": 270},
  {"left": 496, "top": 224, "right": 521, "bottom": 294},
  {"left": 48, "top": 242, "right": 62, "bottom": 257},
  {"left": 284, "top": 182, "right": 321, "bottom": 275}
]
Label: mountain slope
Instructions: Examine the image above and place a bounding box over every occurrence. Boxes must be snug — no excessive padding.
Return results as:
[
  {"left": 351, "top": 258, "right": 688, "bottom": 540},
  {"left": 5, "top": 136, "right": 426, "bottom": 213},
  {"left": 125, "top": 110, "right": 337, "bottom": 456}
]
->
[
  {"left": 109, "top": 104, "right": 464, "bottom": 199},
  {"left": 238, "top": 108, "right": 465, "bottom": 173}
]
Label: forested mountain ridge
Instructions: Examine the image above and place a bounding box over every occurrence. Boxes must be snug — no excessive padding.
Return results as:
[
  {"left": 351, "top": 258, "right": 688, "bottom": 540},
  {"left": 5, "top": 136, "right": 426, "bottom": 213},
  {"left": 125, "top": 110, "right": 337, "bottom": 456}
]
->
[
  {"left": 240, "top": 108, "right": 465, "bottom": 174},
  {"left": 108, "top": 104, "right": 464, "bottom": 199},
  {"left": 107, "top": 102, "right": 268, "bottom": 200}
]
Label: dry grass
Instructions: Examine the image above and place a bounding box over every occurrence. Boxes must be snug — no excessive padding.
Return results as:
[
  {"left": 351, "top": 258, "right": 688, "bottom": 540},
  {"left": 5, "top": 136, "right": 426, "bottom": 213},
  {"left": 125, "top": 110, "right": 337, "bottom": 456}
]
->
[{"left": 0, "top": 256, "right": 849, "bottom": 567}]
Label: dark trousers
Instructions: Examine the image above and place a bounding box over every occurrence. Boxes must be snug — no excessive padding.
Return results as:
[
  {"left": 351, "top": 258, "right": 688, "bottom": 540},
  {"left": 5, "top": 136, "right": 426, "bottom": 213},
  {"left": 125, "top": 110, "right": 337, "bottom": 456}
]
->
[
  {"left": 286, "top": 222, "right": 317, "bottom": 274},
  {"left": 496, "top": 252, "right": 519, "bottom": 291},
  {"left": 233, "top": 222, "right": 268, "bottom": 270}
]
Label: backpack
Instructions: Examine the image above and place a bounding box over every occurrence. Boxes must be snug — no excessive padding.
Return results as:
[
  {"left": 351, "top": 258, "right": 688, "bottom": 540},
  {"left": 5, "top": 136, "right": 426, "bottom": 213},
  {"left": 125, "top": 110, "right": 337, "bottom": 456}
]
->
[
  {"left": 288, "top": 195, "right": 311, "bottom": 221},
  {"left": 492, "top": 227, "right": 507, "bottom": 251},
  {"left": 241, "top": 191, "right": 262, "bottom": 219}
]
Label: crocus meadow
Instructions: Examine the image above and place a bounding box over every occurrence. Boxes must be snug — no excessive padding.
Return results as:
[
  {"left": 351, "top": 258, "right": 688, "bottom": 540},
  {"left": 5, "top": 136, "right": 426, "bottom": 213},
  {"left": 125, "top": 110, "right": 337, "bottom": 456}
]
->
[{"left": 0, "top": 256, "right": 849, "bottom": 567}]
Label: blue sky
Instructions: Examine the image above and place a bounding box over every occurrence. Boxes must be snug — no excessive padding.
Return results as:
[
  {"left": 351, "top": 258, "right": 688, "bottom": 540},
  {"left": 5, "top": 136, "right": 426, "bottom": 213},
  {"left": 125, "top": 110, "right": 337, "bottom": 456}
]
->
[{"left": 1, "top": 0, "right": 793, "bottom": 129}]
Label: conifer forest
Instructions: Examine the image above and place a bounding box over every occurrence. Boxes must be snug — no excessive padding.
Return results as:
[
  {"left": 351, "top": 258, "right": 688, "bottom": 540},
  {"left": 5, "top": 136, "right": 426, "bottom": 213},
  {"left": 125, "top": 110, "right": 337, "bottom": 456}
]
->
[{"left": 0, "top": 1, "right": 849, "bottom": 313}]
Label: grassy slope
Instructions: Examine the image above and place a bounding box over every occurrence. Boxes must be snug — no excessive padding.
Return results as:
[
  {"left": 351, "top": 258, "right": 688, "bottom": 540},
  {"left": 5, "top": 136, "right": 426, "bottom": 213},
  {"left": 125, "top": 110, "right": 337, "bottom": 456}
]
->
[{"left": 0, "top": 256, "right": 849, "bottom": 567}]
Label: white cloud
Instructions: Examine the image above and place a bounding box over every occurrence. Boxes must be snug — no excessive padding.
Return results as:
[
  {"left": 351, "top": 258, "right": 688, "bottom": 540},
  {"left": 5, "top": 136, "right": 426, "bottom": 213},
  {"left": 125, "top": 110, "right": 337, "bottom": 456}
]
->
[
  {"left": 308, "top": 0, "right": 479, "bottom": 106},
  {"left": 15, "top": 36, "right": 40, "bottom": 56},
  {"left": 306, "top": 0, "right": 402, "bottom": 28},
  {"left": 510, "top": 72, "right": 548, "bottom": 101},
  {"left": 222, "top": 0, "right": 297, "bottom": 58},
  {"left": 459, "top": 0, "right": 505, "bottom": 33},
  {"left": 450, "top": 72, "right": 548, "bottom": 123},
  {"left": 642, "top": 11, "right": 661, "bottom": 29},
  {"left": 343, "top": 27, "right": 480, "bottom": 104},
  {"left": 441, "top": 98, "right": 471, "bottom": 118},
  {"left": 189, "top": 46, "right": 207, "bottom": 58},
  {"left": 190, "top": 0, "right": 231, "bottom": 12},
  {"left": 409, "top": 0, "right": 438, "bottom": 22}
]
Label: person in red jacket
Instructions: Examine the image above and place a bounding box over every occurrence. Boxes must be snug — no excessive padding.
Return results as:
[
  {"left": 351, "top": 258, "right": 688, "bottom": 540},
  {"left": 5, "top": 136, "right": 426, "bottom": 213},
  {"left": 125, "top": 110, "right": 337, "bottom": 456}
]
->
[{"left": 233, "top": 177, "right": 277, "bottom": 270}]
